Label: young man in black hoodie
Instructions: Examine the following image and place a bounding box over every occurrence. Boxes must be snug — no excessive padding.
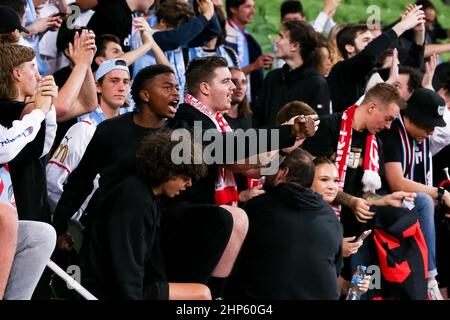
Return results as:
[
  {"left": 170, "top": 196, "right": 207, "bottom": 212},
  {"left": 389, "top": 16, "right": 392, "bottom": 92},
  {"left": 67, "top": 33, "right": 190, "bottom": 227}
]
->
[
  {"left": 234, "top": 148, "right": 342, "bottom": 299},
  {"left": 253, "top": 20, "right": 330, "bottom": 127}
]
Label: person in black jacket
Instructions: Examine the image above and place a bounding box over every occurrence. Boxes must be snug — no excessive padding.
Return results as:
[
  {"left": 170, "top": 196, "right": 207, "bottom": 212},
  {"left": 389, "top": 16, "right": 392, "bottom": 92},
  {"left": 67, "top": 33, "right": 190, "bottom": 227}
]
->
[
  {"left": 328, "top": 6, "right": 425, "bottom": 112},
  {"left": 80, "top": 130, "right": 212, "bottom": 300},
  {"left": 253, "top": 20, "right": 330, "bottom": 127},
  {"left": 233, "top": 148, "right": 343, "bottom": 299}
]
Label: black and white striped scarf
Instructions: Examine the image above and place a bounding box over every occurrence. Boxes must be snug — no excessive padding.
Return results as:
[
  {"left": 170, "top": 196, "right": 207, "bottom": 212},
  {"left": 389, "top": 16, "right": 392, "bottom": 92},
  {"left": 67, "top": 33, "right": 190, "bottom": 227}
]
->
[{"left": 397, "top": 116, "right": 433, "bottom": 186}]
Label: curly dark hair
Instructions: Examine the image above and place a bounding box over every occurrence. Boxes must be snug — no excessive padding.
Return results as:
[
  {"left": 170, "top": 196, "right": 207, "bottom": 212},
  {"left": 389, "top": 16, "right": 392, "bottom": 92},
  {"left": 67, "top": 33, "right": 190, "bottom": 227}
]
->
[{"left": 136, "top": 130, "right": 207, "bottom": 188}]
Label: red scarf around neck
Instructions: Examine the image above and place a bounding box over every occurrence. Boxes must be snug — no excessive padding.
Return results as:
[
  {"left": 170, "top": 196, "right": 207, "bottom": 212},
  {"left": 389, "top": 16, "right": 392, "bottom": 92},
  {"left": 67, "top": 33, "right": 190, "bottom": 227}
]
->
[
  {"left": 184, "top": 94, "right": 239, "bottom": 206},
  {"left": 334, "top": 105, "right": 381, "bottom": 215}
]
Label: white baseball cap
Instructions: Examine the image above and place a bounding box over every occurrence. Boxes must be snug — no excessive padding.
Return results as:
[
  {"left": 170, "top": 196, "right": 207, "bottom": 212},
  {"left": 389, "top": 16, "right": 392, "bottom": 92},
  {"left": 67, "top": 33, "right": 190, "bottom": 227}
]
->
[{"left": 95, "top": 59, "right": 129, "bottom": 81}]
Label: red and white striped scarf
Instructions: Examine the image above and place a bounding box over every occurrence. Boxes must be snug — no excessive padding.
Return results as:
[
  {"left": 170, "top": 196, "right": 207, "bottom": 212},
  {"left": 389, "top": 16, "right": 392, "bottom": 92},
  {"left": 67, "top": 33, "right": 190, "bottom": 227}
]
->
[
  {"left": 185, "top": 94, "right": 239, "bottom": 206},
  {"left": 334, "top": 105, "right": 381, "bottom": 216}
]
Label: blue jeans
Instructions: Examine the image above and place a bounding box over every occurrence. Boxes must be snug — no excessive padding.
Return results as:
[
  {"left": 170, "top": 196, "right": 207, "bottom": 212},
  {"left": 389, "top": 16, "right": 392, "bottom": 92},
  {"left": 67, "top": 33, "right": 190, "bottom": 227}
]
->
[{"left": 414, "top": 192, "right": 437, "bottom": 278}]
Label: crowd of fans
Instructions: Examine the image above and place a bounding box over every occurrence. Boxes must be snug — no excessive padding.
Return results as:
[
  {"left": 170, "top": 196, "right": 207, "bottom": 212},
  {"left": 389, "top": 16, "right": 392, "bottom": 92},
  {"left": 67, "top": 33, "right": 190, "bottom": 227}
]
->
[{"left": 1, "top": 0, "right": 450, "bottom": 300}]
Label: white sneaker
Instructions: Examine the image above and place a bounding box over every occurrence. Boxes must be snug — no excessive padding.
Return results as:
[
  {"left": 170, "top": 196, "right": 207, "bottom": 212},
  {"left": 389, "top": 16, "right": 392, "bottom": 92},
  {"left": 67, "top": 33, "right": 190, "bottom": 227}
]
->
[{"left": 428, "top": 279, "right": 444, "bottom": 300}]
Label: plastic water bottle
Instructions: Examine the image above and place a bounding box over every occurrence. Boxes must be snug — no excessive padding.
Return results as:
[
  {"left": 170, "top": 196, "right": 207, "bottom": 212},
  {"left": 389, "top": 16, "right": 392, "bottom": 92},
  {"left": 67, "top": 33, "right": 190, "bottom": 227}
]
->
[{"left": 346, "top": 265, "right": 367, "bottom": 300}]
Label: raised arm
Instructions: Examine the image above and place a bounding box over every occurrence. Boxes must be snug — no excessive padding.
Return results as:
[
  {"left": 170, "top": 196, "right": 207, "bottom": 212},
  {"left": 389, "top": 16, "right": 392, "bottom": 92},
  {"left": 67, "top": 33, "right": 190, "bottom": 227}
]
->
[
  {"left": 312, "top": 0, "right": 340, "bottom": 34},
  {"left": 152, "top": 0, "right": 215, "bottom": 51},
  {"left": 54, "top": 30, "right": 98, "bottom": 122},
  {"left": 120, "top": 17, "right": 171, "bottom": 67}
]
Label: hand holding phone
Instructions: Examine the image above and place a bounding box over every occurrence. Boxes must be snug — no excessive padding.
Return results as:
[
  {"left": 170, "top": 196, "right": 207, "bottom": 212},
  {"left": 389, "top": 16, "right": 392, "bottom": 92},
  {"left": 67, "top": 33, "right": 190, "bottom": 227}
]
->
[
  {"left": 354, "top": 229, "right": 372, "bottom": 243},
  {"left": 52, "top": 12, "right": 69, "bottom": 18}
]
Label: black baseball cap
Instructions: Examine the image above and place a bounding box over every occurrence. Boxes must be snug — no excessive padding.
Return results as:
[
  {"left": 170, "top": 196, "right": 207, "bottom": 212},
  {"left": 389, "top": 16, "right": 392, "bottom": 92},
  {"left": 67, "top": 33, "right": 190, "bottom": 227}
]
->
[
  {"left": 404, "top": 88, "right": 447, "bottom": 128},
  {"left": 0, "top": 5, "right": 29, "bottom": 34}
]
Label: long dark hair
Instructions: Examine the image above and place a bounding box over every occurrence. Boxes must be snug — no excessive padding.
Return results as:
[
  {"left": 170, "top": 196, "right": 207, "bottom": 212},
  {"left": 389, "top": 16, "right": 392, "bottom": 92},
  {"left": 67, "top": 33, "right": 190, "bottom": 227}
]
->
[{"left": 229, "top": 67, "right": 252, "bottom": 118}]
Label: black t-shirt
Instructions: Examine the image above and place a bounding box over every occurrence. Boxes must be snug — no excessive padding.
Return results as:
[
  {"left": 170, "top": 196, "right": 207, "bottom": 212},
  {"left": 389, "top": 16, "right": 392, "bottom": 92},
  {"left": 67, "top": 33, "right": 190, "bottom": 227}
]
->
[
  {"left": 303, "top": 112, "right": 385, "bottom": 198},
  {"left": 381, "top": 118, "right": 428, "bottom": 186},
  {"left": 53, "top": 112, "right": 159, "bottom": 235}
]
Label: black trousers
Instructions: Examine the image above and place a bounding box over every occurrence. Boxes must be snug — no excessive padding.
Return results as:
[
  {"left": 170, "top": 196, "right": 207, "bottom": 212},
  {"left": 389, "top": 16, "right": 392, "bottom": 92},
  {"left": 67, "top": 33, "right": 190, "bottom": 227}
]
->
[{"left": 160, "top": 204, "right": 233, "bottom": 283}]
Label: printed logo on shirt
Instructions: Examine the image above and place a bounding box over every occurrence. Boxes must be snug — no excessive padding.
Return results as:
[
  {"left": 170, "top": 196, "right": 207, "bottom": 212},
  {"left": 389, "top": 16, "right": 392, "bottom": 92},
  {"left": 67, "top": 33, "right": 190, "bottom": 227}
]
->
[
  {"left": 348, "top": 148, "right": 362, "bottom": 169},
  {"left": 415, "top": 145, "right": 423, "bottom": 165},
  {"left": 24, "top": 126, "right": 33, "bottom": 137},
  {"left": 0, "top": 127, "right": 34, "bottom": 147},
  {"left": 124, "top": 35, "right": 131, "bottom": 48},
  {"left": 52, "top": 143, "right": 70, "bottom": 164}
]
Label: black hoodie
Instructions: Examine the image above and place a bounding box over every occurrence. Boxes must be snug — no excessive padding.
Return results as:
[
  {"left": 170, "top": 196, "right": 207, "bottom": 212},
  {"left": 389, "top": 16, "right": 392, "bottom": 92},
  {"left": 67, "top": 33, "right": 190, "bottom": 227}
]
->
[
  {"left": 253, "top": 64, "right": 330, "bottom": 127},
  {"left": 234, "top": 183, "right": 343, "bottom": 300}
]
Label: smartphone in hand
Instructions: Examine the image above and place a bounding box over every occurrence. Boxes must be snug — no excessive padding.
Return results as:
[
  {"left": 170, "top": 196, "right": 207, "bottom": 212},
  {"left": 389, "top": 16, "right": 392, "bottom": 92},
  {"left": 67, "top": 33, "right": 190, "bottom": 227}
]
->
[
  {"left": 354, "top": 229, "right": 372, "bottom": 243},
  {"left": 52, "top": 12, "right": 69, "bottom": 18}
]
